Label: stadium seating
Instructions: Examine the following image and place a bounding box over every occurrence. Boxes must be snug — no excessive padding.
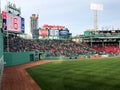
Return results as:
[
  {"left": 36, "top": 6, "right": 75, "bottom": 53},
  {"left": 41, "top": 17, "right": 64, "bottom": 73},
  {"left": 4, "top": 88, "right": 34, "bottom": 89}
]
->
[
  {"left": 4, "top": 34, "right": 99, "bottom": 57},
  {"left": 92, "top": 44, "right": 120, "bottom": 54}
]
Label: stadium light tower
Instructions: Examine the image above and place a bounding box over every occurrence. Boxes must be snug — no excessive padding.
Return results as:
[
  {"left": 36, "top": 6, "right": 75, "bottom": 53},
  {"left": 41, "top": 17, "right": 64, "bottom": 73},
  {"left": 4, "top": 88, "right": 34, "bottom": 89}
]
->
[{"left": 90, "top": 3, "right": 103, "bottom": 31}]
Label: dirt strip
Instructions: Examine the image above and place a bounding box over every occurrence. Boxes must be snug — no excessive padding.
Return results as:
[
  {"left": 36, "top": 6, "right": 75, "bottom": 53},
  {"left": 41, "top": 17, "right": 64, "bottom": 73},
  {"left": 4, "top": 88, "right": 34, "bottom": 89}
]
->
[{"left": 1, "top": 60, "right": 56, "bottom": 90}]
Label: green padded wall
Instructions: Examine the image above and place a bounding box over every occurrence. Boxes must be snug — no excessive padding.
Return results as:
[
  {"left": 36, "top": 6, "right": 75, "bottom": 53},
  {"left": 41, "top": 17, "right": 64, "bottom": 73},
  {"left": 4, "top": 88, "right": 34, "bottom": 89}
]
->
[
  {"left": 4, "top": 51, "right": 35, "bottom": 67},
  {"left": 0, "top": 31, "right": 3, "bottom": 58}
]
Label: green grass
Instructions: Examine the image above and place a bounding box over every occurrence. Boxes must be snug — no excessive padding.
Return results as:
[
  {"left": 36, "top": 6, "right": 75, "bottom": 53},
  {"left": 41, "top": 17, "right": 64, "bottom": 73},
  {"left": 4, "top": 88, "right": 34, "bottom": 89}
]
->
[{"left": 26, "top": 57, "right": 120, "bottom": 90}]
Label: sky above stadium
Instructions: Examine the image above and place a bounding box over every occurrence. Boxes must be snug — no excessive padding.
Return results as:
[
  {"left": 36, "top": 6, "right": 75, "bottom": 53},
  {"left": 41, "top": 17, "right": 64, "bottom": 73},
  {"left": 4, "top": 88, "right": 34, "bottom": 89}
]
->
[{"left": 1, "top": 0, "right": 120, "bottom": 36}]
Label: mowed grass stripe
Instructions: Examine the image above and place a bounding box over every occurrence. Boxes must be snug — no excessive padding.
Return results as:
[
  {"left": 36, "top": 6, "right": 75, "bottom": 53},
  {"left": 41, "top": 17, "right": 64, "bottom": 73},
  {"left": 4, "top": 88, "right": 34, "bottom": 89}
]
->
[{"left": 26, "top": 57, "right": 120, "bottom": 90}]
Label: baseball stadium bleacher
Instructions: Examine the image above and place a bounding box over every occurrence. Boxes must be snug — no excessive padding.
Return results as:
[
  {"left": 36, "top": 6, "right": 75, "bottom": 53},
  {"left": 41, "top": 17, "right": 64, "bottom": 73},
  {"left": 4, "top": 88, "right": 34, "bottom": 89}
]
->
[
  {"left": 2, "top": 29, "right": 120, "bottom": 67},
  {"left": 3, "top": 33, "right": 100, "bottom": 60},
  {"left": 1, "top": 29, "right": 120, "bottom": 66},
  {"left": 83, "top": 30, "right": 120, "bottom": 55}
]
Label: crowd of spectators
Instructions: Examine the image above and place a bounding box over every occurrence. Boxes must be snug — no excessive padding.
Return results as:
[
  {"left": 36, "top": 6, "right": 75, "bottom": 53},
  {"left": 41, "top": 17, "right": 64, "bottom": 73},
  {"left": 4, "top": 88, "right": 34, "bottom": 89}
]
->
[
  {"left": 4, "top": 34, "right": 99, "bottom": 57},
  {"left": 4, "top": 34, "right": 37, "bottom": 52},
  {"left": 92, "top": 43, "right": 120, "bottom": 54},
  {"left": 36, "top": 40, "right": 99, "bottom": 56}
]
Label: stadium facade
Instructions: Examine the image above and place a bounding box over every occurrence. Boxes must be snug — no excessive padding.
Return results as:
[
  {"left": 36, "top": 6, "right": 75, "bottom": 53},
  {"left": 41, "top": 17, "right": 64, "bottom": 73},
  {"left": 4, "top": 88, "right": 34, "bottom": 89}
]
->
[{"left": 73, "top": 30, "right": 120, "bottom": 56}]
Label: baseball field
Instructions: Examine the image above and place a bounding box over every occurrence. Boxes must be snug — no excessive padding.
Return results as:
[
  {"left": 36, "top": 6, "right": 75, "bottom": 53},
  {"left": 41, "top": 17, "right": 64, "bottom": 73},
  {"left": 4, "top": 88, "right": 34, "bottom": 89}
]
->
[{"left": 26, "top": 57, "right": 120, "bottom": 90}]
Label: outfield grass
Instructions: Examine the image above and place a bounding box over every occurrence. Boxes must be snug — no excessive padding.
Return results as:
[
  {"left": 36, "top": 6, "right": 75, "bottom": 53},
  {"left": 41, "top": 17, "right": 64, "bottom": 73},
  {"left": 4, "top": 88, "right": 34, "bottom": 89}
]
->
[{"left": 26, "top": 57, "right": 120, "bottom": 90}]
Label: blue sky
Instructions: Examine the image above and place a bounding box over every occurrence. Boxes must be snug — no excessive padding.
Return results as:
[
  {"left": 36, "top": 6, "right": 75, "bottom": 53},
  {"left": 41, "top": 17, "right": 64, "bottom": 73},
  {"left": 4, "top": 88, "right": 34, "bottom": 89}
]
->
[{"left": 1, "top": 0, "right": 120, "bottom": 36}]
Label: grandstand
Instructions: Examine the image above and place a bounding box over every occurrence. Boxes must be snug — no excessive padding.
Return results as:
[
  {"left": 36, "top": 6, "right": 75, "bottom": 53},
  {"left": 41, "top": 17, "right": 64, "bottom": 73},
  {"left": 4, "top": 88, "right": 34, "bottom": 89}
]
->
[
  {"left": 3, "top": 32, "right": 102, "bottom": 57},
  {"left": 3, "top": 29, "right": 120, "bottom": 67},
  {"left": 2, "top": 22, "right": 120, "bottom": 67},
  {"left": 79, "top": 30, "right": 120, "bottom": 55}
]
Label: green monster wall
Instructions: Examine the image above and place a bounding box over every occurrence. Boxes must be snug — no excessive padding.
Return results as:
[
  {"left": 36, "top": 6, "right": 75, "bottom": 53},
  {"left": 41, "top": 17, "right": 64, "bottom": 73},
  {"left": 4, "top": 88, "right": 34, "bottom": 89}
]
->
[
  {"left": 0, "top": 31, "right": 3, "bottom": 58},
  {"left": 4, "top": 51, "right": 35, "bottom": 67},
  {"left": 0, "top": 30, "right": 4, "bottom": 88}
]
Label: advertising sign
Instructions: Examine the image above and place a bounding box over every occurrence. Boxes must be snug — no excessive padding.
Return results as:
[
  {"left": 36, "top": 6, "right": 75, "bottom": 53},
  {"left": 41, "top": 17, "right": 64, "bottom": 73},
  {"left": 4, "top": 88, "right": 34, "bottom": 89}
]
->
[
  {"left": 59, "top": 29, "right": 69, "bottom": 36},
  {"left": 49, "top": 29, "right": 59, "bottom": 36},
  {"left": 49, "top": 29, "right": 55, "bottom": 36},
  {"left": 43, "top": 24, "right": 65, "bottom": 29},
  {"left": 21, "top": 18, "right": 25, "bottom": 33},
  {"left": 2, "top": 19, "right": 7, "bottom": 30},
  {"left": 54, "top": 30, "right": 59, "bottom": 36},
  {"left": 39, "top": 29, "right": 48, "bottom": 36},
  {"left": 2, "top": 11, "right": 7, "bottom": 19}
]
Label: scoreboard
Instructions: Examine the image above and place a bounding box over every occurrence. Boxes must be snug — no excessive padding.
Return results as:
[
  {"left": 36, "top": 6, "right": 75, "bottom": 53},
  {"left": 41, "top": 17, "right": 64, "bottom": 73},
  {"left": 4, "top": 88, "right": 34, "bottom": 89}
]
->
[
  {"left": 2, "top": 11, "right": 25, "bottom": 33},
  {"left": 7, "top": 12, "right": 21, "bottom": 32}
]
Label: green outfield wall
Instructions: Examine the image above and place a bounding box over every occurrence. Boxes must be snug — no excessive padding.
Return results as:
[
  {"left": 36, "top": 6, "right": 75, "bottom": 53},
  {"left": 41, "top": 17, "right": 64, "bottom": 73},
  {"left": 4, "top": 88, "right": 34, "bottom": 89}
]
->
[
  {"left": 4, "top": 51, "right": 43, "bottom": 67},
  {"left": 0, "top": 31, "right": 3, "bottom": 58},
  {"left": 0, "top": 30, "right": 4, "bottom": 89}
]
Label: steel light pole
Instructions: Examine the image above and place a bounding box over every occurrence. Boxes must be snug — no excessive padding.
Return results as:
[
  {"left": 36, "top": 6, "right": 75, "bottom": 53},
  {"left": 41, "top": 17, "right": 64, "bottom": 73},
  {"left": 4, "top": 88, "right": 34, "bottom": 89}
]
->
[{"left": 90, "top": 3, "right": 103, "bottom": 31}]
